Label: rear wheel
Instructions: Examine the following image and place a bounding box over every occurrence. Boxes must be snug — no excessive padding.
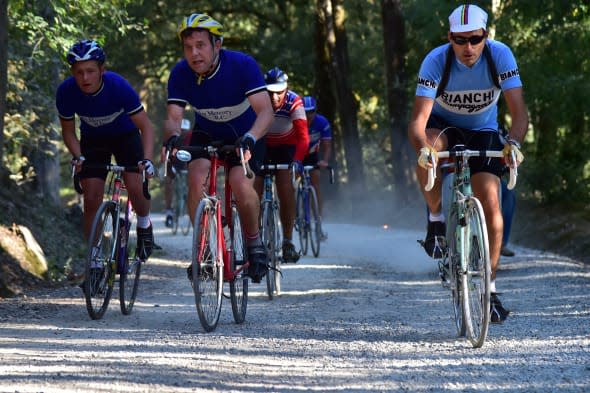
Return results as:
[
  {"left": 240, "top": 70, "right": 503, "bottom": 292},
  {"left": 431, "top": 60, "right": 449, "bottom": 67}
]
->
[
  {"left": 120, "top": 203, "right": 142, "bottom": 315},
  {"left": 308, "top": 186, "right": 321, "bottom": 257},
  {"left": 296, "top": 186, "right": 308, "bottom": 255},
  {"left": 192, "top": 199, "right": 223, "bottom": 332},
  {"left": 462, "top": 197, "right": 491, "bottom": 348},
  {"left": 261, "top": 201, "right": 277, "bottom": 299},
  {"left": 229, "top": 205, "right": 248, "bottom": 323},
  {"left": 84, "top": 201, "right": 117, "bottom": 320}
]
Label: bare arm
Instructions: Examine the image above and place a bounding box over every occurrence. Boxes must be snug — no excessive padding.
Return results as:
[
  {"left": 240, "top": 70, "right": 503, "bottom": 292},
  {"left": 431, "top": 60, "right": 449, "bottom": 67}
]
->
[
  {"left": 164, "top": 104, "right": 185, "bottom": 142},
  {"left": 407, "top": 96, "right": 435, "bottom": 152},
  {"left": 503, "top": 87, "right": 529, "bottom": 144},
  {"left": 246, "top": 90, "right": 274, "bottom": 140},
  {"left": 130, "top": 110, "right": 155, "bottom": 162},
  {"left": 60, "top": 118, "right": 81, "bottom": 158},
  {"left": 319, "top": 139, "right": 332, "bottom": 165}
]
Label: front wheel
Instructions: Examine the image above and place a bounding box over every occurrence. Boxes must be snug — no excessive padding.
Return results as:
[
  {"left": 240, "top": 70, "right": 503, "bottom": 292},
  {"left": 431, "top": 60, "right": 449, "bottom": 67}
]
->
[
  {"left": 462, "top": 197, "right": 491, "bottom": 348},
  {"left": 84, "top": 201, "right": 117, "bottom": 320},
  {"left": 296, "top": 186, "right": 309, "bottom": 256},
  {"left": 119, "top": 204, "right": 142, "bottom": 315},
  {"left": 308, "top": 186, "right": 321, "bottom": 257},
  {"left": 192, "top": 199, "right": 223, "bottom": 332},
  {"left": 229, "top": 205, "right": 248, "bottom": 323},
  {"left": 261, "top": 201, "right": 277, "bottom": 299},
  {"left": 447, "top": 209, "right": 466, "bottom": 337}
]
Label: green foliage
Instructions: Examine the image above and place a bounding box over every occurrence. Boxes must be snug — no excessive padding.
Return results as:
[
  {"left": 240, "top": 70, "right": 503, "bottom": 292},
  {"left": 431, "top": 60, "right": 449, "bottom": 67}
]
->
[{"left": 3, "top": 0, "right": 590, "bottom": 206}]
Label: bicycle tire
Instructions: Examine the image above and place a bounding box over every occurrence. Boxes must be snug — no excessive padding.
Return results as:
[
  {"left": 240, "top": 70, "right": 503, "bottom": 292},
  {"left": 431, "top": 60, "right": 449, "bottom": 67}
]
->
[
  {"left": 296, "top": 186, "right": 309, "bottom": 256},
  {"left": 261, "top": 201, "right": 277, "bottom": 299},
  {"left": 179, "top": 194, "right": 191, "bottom": 236},
  {"left": 447, "top": 209, "right": 466, "bottom": 337},
  {"left": 462, "top": 197, "right": 491, "bottom": 348},
  {"left": 273, "top": 203, "right": 282, "bottom": 296},
  {"left": 229, "top": 205, "right": 248, "bottom": 323},
  {"left": 84, "top": 201, "right": 117, "bottom": 320},
  {"left": 119, "top": 204, "right": 142, "bottom": 315},
  {"left": 192, "top": 199, "right": 223, "bottom": 332},
  {"left": 308, "top": 186, "right": 321, "bottom": 257}
]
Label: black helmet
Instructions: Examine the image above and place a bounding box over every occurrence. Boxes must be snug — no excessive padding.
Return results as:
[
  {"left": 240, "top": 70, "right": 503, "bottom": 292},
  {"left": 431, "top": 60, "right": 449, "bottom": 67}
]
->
[{"left": 264, "top": 67, "right": 288, "bottom": 92}]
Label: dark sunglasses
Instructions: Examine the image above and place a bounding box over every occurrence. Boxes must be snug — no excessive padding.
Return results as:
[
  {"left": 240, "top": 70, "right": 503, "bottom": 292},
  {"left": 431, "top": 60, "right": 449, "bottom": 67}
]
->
[{"left": 451, "top": 34, "right": 486, "bottom": 46}]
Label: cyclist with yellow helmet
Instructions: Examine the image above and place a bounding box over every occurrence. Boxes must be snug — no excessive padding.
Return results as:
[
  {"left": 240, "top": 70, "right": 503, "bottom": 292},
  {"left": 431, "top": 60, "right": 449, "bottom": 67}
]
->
[{"left": 164, "top": 13, "right": 274, "bottom": 283}]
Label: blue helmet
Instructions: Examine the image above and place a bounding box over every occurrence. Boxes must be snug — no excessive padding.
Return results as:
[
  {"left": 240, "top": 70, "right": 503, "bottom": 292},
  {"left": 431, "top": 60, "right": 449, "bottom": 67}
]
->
[
  {"left": 264, "top": 67, "right": 288, "bottom": 92},
  {"left": 66, "top": 40, "right": 106, "bottom": 65},
  {"left": 303, "top": 96, "right": 317, "bottom": 112}
]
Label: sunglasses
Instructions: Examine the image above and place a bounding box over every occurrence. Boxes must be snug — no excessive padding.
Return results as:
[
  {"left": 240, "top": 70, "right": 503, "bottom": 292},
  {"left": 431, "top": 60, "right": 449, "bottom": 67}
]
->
[{"left": 451, "top": 34, "right": 486, "bottom": 46}]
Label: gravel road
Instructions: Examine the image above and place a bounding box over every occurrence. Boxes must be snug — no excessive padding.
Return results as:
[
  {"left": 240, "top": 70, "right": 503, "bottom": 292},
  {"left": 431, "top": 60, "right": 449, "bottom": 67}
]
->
[{"left": 1, "top": 214, "right": 589, "bottom": 392}]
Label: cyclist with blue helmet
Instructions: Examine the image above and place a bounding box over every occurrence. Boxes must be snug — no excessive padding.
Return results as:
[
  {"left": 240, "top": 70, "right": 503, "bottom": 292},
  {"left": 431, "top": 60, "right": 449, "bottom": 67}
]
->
[
  {"left": 164, "top": 13, "right": 274, "bottom": 283},
  {"left": 56, "top": 39, "right": 156, "bottom": 261},
  {"left": 256, "top": 67, "right": 310, "bottom": 263},
  {"left": 302, "top": 96, "right": 332, "bottom": 240}
]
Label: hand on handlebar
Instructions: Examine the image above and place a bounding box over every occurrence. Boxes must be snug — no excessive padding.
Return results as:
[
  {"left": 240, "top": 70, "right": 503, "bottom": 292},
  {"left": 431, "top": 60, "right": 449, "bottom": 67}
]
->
[
  {"left": 418, "top": 146, "right": 438, "bottom": 169},
  {"left": 503, "top": 141, "right": 524, "bottom": 168},
  {"left": 71, "top": 155, "right": 85, "bottom": 176},
  {"left": 138, "top": 159, "right": 155, "bottom": 178}
]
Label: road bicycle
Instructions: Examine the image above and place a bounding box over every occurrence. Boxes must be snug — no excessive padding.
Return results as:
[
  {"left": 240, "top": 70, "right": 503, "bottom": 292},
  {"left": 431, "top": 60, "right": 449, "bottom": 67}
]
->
[
  {"left": 425, "top": 143, "right": 517, "bottom": 348},
  {"left": 170, "top": 167, "right": 191, "bottom": 236},
  {"left": 259, "top": 163, "right": 290, "bottom": 299},
  {"left": 174, "top": 142, "right": 250, "bottom": 332},
  {"left": 74, "top": 163, "right": 149, "bottom": 320},
  {"left": 294, "top": 165, "right": 334, "bottom": 257}
]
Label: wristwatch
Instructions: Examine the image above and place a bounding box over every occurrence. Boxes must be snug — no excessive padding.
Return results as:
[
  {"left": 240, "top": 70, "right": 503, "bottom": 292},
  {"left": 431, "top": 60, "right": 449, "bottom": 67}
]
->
[{"left": 507, "top": 138, "right": 521, "bottom": 149}]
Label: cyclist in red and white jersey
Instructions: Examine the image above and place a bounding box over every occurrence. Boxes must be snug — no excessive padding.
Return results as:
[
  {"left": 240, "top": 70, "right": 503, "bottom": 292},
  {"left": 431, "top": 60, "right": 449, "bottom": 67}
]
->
[{"left": 255, "top": 67, "right": 309, "bottom": 263}]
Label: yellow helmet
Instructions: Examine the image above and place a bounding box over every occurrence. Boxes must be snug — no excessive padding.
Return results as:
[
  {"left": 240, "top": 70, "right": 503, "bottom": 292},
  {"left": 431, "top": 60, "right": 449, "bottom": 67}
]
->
[{"left": 177, "top": 13, "right": 224, "bottom": 41}]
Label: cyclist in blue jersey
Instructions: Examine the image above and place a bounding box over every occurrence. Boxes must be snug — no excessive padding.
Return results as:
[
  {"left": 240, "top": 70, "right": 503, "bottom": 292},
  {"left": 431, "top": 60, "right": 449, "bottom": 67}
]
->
[
  {"left": 163, "top": 13, "right": 274, "bottom": 283},
  {"left": 408, "top": 4, "right": 528, "bottom": 323},
  {"left": 302, "top": 96, "right": 333, "bottom": 241},
  {"left": 56, "top": 39, "right": 156, "bottom": 261},
  {"left": 256, "top": 67, "right": 310, "bottom": 263}
]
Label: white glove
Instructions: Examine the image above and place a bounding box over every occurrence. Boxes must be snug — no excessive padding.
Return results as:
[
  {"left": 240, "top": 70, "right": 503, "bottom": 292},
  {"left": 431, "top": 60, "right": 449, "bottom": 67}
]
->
[
  {"left": 418, "top": 147, "right": 437, "bottom": 169},
  {"left": 503, "top": 141, "right": 524, "bottom": 167},
  {"left": 139, "top": 159, "right": 155, "bottom": 178}
]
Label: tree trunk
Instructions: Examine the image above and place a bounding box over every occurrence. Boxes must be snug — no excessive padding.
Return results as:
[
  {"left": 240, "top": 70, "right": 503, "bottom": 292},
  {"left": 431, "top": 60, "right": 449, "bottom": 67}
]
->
[
  {"left": 328, "top": 0, "right": 365, "bottom": 193},
  {"left": 0, "top": 0, "right": 8, "bottom": 166},
  {"left": 381, "top": 0, "right": 414, "bottom": 202}
]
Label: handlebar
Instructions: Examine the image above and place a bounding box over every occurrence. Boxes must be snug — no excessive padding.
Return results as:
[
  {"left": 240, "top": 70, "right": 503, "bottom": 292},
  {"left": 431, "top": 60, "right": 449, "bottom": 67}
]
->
[
  {"left": 302, "top": 164, "right": 335, "bottom": 184},
  {"left": 425, "top": 149, "right": 517, "bottom": 192},
  {"left": 172, "top": 142, "right": 254, "bottom": 179},
  {"left": 72, "top": 163, "right": 151, "bottom": 200}
]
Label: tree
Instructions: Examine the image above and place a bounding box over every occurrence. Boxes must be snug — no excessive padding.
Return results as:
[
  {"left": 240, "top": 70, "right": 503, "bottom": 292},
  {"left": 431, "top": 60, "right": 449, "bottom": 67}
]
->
[
  {"left": 0, "top": 0, "right": 7, "bottom": 167},
  {"left": 381, "top": 0, "right": 414, "bottom": 202}
]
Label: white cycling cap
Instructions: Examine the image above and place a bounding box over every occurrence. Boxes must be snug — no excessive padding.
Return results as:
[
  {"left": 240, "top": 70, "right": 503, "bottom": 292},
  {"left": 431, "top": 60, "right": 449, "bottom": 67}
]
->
[{"left": 448, "top": 4, "right": 488, "bottom": 33}]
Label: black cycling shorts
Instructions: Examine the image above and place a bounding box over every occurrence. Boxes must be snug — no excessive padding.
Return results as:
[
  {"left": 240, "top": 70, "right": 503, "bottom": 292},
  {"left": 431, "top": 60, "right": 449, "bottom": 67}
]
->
[
  {"left": 264, "top": 145, "right": 296, "bottom": 165},
  {"left": 426, "top": 115, "right": 505, "bottom": 177},
  {"left": 303, "top": 152, "right": 318, "bottom": 167},
  {"left": 79, "top": 130, "right": 144, "bottom": 180},
  {"left": 188, "top": 130, "right": 266, "bottom": 175}
]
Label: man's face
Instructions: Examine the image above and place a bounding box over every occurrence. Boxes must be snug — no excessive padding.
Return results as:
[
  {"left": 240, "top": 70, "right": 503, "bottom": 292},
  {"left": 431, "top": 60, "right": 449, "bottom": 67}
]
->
[
  {"left": 268, "top": 89, "right": 287, "bottom": 111},
  {"left": 71, "top": 60, "right": 104, "bottom": 94},
  {"left": 305, "top": 111, "right": 316, "bottom": 125},
  {"left": 448, "top": 28, "right": 487, "bottom": 67},
  {"left": 182, "top": 30, "right": 221, "bottom": 75}
]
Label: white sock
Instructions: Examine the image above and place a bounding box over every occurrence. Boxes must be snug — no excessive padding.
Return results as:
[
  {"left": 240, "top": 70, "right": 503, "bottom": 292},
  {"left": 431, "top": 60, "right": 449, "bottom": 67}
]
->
[
  {"left": 490, "top": 280, "right": 497, "bottom": 293},
  {"left": 429, "top": 212, "right": 445, "bottom": 222},
  {"left": 137, "top": 216, "right": 151, "bottom": 229}
]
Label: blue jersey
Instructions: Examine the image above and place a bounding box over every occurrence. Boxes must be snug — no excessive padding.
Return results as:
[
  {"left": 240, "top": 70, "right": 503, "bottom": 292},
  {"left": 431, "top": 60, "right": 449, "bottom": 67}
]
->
[
  {"left": 55, "top": 71, "right": 143, "bottom": 138},
  {"left": 415, "top": 39, "right": 522, "bottom": 131},
  {"left": 167, "top": 49, "right": 267, "bottom": 141},
  {"left": 307, "top": 113, "right": 332, "bottom": 155}
]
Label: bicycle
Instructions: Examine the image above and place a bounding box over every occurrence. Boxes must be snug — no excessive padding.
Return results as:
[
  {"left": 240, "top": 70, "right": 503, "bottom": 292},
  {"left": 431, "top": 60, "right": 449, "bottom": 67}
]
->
[
  {"left": 73, "top": 163, "right": 150, "bottom": 320},
  {"left": 174, "top": 142, "right": 251, "bottom": 332},
  {"left": 169, "top": 166, "right": 191, "bottom": 236},
  {"left": 294, "top": 165, "right": 334, "bottom": 257},
  {"left": 259, "top": 163, "right": 290, "bottom": 299},
  {"left": 425, "top": 142, "right": 517, "bottom": 348}
]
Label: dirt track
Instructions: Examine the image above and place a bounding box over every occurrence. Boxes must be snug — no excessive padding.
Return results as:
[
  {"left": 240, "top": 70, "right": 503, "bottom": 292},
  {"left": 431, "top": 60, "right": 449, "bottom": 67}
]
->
[{"left": 0, "top": 215, "right": 589, "bottom": 392}]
